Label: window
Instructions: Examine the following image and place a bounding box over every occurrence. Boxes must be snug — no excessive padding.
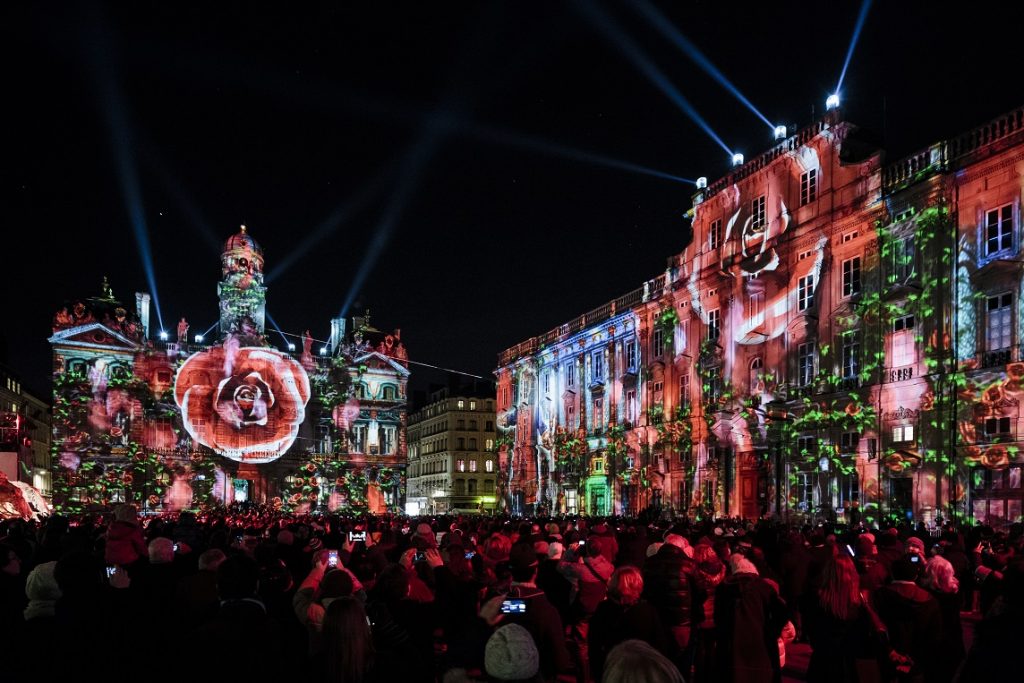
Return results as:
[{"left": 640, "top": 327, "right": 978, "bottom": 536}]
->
[
  {"left": 707, "top": 288, "right": 717, "bottom": 299},
  {"left": 985, "top": 205, "right": 1013, "bottom": 256},
  {"left": 468, "top": 438, "right": 477, "bottom": 450},
  {"left": 679, "top": 373, "right": 691, "bottom": 410},
  {"left": 626, "top": 341, "right": 637, "bottom": 371},
  {"left": 798, "top": 250, "right": 812, "bottom": 261},
  {"left": 457, "top": 459, "right": 465, "bottom": 472},
  {"left": 485, "top": 438, "right": 494, "bottom": 451},
  {"left": 592, "top": 351, "right": 605, "bottom": 383},
  {"left": 625, "top": 389, "right": 637, "bottom": 424},
  {"left": 797, "top": 342, "right": 816, "bottom": 386},
  {"left": 709, "top": 219, "right": 722, "bottom": 250},
  {"left": 840, "top": 432, "right": 860, "bottom": 453},
  {"left": 566, "top": 404, "right": 576, "bottom": 429},
  {"left": 468, "top": 479, "right": 477, "bottom": 494},
  {"left": 707, "top": 309, "right": 720, "bottom": 342},
  {"left": 841, "top": 332, "right": 859, "bottom": 380},
  {"left": 797, "top": 436, "right": 817, "bottom": 456},
  {"left": 652, "top": 327, "right": 664, "bottom": 356},
  {"left": 457, "top": 419, "right": 465, "bottom": 430},
  {"left": 457, "top": 399, "right": 465, "bottom": 409},
  {"left": 800, "top": 169, "right": 817, "bottom": 206},
  {"left": 470, "top": 400, "right": 477, "bottom": 410},
  {"left": 892, "top": 425, "right": 915, "bottom": 443},
  {"left": 841, "top": 231, "right": 859, "bottom": 243},
  {"left": 470, "top": 459, "right": 478, "bottom": 472},
  {"left": 985, "top": 417, "right": 1011, "bottom": 437},
  {"left": 838, "top": 471, "right": 860, "bottom": 507},
  {"left": 566, "top": 361, "right": 575, "bottom": 387},
  {"left": 469, "top": 420, "right": 478, "bottom": 430},
  {"left": 987, "top": 294, "right": 1013, "bottom": 352},
  {"left": 892, "top": 237, "right": 915, "bottom": 281},
  {"left": 842, "top": 257, "right": 861, "bottom": 297},
  {"left": 593, "top": 398, "right": 605, "bottom": 429},
  {"left": 706, "top": 367, "right": 722, "bottom": 403},
  {"left": 798, "top": 274, "right": 814, "bottom": 311},
  {"left": 485, "top": 421, "right": 493, "bottom": 431},
  {"left": 746, "top": 292, "right": 765, "bottom": 327},
  {"left": 456, "top": 437, "right": 465, "bottom": 450},
  {"left": 382, "top": 385, "right": 397, "bottom": 400},
  {"left": 543, "top": 372, "right": 551, "bottom": 395},
  {"left": 892, "top": 315, "right": 916, "bottom": 367},
  {"left": 795, "top": 472, "right": 813, "bottom": 511},
  {"left": 751, "top": 195, "right": 766, "bottom": 228},
  {"left": 749, "top": 357, "right": 763, "bottom": 392}
]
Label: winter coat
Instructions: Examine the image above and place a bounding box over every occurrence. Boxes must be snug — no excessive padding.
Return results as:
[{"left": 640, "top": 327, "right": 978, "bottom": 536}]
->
[
  {"left": 504, "top": 584, "right": 571, "bottom": 679},
  {"left": 874, "top": 581, "right": 942, "bottom": 681},
  {"left": 713, "top": 572, "right": 789, "bottom": 683},
  {"left": 104, "top": 520, "right": 147, "bottom": 566},
  {"left": 642, "top": 542, "right": 698, "bottom": 628},
  {"left": 588, "top": 599, "right": 674, "bottom": 681},
  {"left": 927, "top": 588, "right": 965, "bottom": 682},
  {"left": 804, "top": 602, "right": 879, "bottom": 683}
]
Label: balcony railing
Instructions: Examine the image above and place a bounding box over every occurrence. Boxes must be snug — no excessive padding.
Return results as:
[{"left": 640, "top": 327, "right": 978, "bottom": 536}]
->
[{"left": 979, "top": 346, "right": 1018, "bottom": 369}]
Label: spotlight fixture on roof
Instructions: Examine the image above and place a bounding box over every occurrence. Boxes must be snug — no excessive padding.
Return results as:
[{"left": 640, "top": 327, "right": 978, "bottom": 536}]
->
[
  {"left": 774, "top": 125, "right": 787, "bottom": 140},
  {"left": 826, "top": 93, "right": 840, "bottom": 110},
  {"left": 288, "top": 343, "right": 296, "bottom": 351},
  {"left": 731, "top": 153, "right": 744, "bottom": 167},
  {"left": 695, "top": 176, "right": 708, "bottom": 189},
  {"left": 158, "top": 330, "right": 169, "bottom": 341},
  {"left": 320, "top": 347, "right": 328, "bottom": 356},
  {"left": 194, "top": 334, "right": 204, "bottom": 343}
]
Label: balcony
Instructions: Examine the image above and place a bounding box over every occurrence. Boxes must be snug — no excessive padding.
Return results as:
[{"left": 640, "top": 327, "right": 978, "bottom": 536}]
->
[
  {"left": 887, "top": 366, "right": 914, "bottom": 383},
  {"left": 980, "top": 347, "right": 1015, "bottom": 369}
]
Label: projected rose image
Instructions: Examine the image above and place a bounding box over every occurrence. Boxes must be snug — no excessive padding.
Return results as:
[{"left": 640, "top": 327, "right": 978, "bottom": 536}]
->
[{"left": 175, "top": 345, "right": 311, "bottom": 463}]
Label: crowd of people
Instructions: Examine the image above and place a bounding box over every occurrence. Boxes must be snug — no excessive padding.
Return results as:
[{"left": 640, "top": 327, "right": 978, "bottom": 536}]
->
[{"left": 1, "top": 505, "right": 1022, "bottom": 682}]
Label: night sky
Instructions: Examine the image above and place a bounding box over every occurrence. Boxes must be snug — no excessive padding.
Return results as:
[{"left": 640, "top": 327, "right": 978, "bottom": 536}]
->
[{"left": 7, "top": 1, "right": 1023, "bottom": 398}]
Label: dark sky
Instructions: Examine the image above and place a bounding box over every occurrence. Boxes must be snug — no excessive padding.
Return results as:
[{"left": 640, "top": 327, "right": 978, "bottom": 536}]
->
[{"left": 6, "top": 0, "right": 1023, "bottom": 398}]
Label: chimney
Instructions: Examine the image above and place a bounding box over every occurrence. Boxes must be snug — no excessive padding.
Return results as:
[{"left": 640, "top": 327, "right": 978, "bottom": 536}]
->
[
  {"left": 329, "top": 317, "right": 346, "bottom": 355},
  {"left": 135, "top": 292, "right": 151, "bottom": 338}
]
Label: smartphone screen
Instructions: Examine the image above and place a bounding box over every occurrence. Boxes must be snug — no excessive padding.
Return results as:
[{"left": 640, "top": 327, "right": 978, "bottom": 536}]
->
[
  {"left": 173, "top": 543, "right": 180, "bottom": 552},
  {"left": 845, "top": 544, "right": 855, "bottom": 558},
  {"left": 414, "top": 551, "right": 426, "bottom": 563},
  {"left": 327, "top": 550, "right": 339, "bottom": 568},
  {"left": 106, "top": 565, "right": 117, "bottom": 578},
  {"left": 501, "top": 599, "right": 527, "bottom": 614},
  {"left": 465, "top": 550, "right": 476, "bottom": 560},
  {"left": 910, "top": 554, "right": 920, "bottom": 564},
  {"left": 349, "top": 531, "right": 366, "bottom": 542}
]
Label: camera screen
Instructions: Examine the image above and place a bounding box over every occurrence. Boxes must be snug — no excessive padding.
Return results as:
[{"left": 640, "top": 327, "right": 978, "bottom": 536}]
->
[{"left": 501, "top": 599, "right": 527, "bottom": 614}]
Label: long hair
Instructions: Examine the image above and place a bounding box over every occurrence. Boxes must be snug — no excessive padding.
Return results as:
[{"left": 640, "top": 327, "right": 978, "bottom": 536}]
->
[
  {"left": 923, "top": 555, "right": 959, "bottom": 594},
  {"left": 818, "top": 554, "right": 862, "bottom": 620},
  {"left": 323, "top": 597, "right": 375, "bottom": 683}
]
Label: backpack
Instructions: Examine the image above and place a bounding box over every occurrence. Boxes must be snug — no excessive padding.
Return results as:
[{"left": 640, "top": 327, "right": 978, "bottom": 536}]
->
[{"left": 572, "top": 560, "right": 609, "bottom": 619}]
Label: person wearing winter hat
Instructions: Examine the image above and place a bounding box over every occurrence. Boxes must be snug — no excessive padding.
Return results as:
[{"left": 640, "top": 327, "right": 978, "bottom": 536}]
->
[
  {"left": 905, "top": 536, "right": 927, "bottom": 558},
  {"left": 24, "top": 561, "right": 61, "bottom": 621},
  {"left": 504, "top": 542, "right": 571, "bottom": 679},
  {"left": 485, "top": 623, "right": 541, "bottom": 681}
]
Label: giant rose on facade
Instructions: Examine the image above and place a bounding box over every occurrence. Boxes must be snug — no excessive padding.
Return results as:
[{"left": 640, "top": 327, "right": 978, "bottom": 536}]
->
[{"left": 174, "top": 345, "right": 310, "bottom": 464}]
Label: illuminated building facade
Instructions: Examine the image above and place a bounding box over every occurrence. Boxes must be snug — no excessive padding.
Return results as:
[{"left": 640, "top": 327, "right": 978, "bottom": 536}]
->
[
  {"left": 498, "top": 106, "right": 1024, "bottom": 525},
  {"left": 49, "top": 227, "right": 409, "bottom": 513},
  {"left": 1, "top": 365, "right": 51, "bottom": 516},
  {"left": 406, "top": 386, "right": 497, "bottom": 514}
]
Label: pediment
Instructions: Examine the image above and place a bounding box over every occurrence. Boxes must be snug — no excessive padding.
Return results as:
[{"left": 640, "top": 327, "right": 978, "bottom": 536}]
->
[
  {"left": 353, "top": 351, "right": 411, "bottom": 377},
  {"left": 48, "top": 323, "right": 143, "bottom": 353}
]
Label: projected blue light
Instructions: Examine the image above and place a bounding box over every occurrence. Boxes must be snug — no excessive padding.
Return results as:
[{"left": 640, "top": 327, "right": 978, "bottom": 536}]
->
[
  {"left": 629, "top": 0, "right": 775, "bottom": 131},
  {"left": 574, "top": 0, "right": 732, "bottom": 157},
  {"left": 467, "top": 122, "right": 694, "bottom": 184},
  {"left": 836, "top": 0, "right": 874, "bottom": 93}
]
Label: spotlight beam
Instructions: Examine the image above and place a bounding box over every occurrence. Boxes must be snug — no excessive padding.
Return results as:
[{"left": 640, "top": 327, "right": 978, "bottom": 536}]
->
[
  {"left": 464, "top": 121, "right": 694, "bottom": 184},
  {"left": 574, "top": 0, "right": 732, "bottom": 156},
  {"left": 83, "top": 12, "right": 165, "bottom": 333},
  {"left": 836, "top": 0, "right": 874, "bottom": 93},
  {"left": 629, "top": 0, "right": 775, "bottom": 131},
  {"left": 339, "top": 121, "right": 447, "bottom": 319},
  {"left": 266, "top": 164, "right": 395, "bottom": 283},
  {"left": 265, "top": 313, "right": 292, "bottom": 349}
]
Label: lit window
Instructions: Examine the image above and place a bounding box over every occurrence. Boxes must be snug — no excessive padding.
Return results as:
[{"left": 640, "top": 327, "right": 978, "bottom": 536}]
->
[
  {"left": 625, "top": 389, "right": 636, "bottom": 423},
  {"left": 746, "top": 292, "right": 764, "bottom": 326},
  {"left": 709, "top": 219, "right": 722, "bottom": 250},
  {"left": 485, "top": 439, "right": 494, "bottom": 451},
  {"left": 470, "top": 400, "right": 477, "bottom": 410},
  {"left": 892, "top": 315, "right": 916, "bottom": 367},
  {"left": 470, "top": 459, "right": 478, "bottom": 472},
  {"left": 798, "top": 275, "right": 814, "bottom": 311},
  {"left": 985, "top": 205, "right": 1013, "bottom": 257},
  {"left": 842, "top": 257, "right": 861, "bottom": 297},
  {"left": 485, "top": 459, "right": 494, "bottom": 472},
  {"left": 800, "top": 169, "right": 817, "bottom": 206},
  {"left": 626, "top": 341, "right": 637, "bottom": 370},
  {"left": 457, "top": 459, "right": 465, "bottom": 472},
  {"left": 751, "top": 195, "right": 766, "bottom": 228},
  {"left": 892, "top": 425, "right": 915, "bottom": 443},
  {"left": 592, "top": 351, "right": 605, "bottom": 383},
  {"left": 457, "top": 399, "right": 465, "bottom": 409},
  {"left": 679, "top": 373, "right": 690, "bottom": 410}
]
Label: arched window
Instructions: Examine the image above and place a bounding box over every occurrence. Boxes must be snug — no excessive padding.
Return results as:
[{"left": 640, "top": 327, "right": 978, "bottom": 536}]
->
[
  {"left": 749, "top": 357, "right": 764, "bottom": 393},
  {"left": 382, "top": 385, "right": 397, "bottom": 400}
]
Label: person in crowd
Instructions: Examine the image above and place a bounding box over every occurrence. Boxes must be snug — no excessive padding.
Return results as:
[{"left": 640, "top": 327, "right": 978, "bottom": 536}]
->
[
  {"left": 365, "top": 563, "right": 435, "bottom": 682},
  {"left": 315, "top": 596, "right": 379, "bottom": 682},
  {"left": 601, "top": 639, "right": 685, "bottom": 683},
  {"left": 175, "top": 547, "right": 225, "bottom": 628},
  {"left": 104, "top": 504, "right": 147, "bottom": 569},
  {"left": 588, "top": 566, "right": 672, "bottom": 682},
  {"left": 484, "top": 623, "right": 542, "bottom": 683},
  {"left": 874, "top": 554, "right": 942, "bottom": 682},
  {"left": 714, "top": 553, "right": 789, "bottom": 683},
  {"left": 132, "top": 537, "right": 180, "bottom": 621},
  {"left": 502, "top": 541, "right": 570, "bottom": 681},
  {"left": 958, "top": 558, "right": 1024, "bottom": 681},
  {"left": 921, "top": 554, "right": 964, "bottom": 682},
  {"left": 804, "top": 553, "right": 879, "bottom": 682},
  {"left": 0, "top": 541, "right": 25, "bottom": 643},
  {"left": 536, "top": 540, "right": 572, "bottom": 624},
  {"left": 642, "top": 532, "right": 698, "bottom": 660},
  {"left": 692, "top": 541, "right": 726, "bottom": 681},
  {"left": 191, "top": 554, "right": 288, "bottom": 679},
  {"left": 294, "top": 554, "right": 357, "bottom": 654}
]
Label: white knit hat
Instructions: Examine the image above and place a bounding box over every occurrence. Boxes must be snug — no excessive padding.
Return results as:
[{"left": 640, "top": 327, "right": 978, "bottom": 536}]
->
[{"left": 485, "top": 624, "right": 540, "bottom": 681}]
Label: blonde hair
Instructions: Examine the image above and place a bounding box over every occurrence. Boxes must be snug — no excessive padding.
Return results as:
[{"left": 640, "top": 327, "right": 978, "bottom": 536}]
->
[
  {"left": 923, "top": 555, "right": 959, "bottom": 594},
  {"left": 608, "top": 566, "right": 644, "bottom": 606}
]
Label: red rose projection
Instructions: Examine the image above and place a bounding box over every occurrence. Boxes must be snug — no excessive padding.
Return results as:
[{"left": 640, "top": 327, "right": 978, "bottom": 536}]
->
[{"left": 174, "top": 345, "right": 311, "bottom": 463}]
